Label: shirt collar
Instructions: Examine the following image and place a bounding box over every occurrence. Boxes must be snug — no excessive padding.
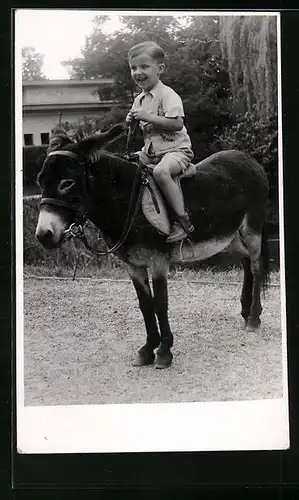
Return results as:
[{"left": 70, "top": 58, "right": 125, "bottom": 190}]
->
[{"left": 139, "top": 80, "right": 163, "bottom": 99}]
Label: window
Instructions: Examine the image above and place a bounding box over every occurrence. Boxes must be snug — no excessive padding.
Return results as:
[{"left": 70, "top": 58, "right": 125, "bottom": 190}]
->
[
  {"left": 41, "top": 133, "right": 50, "bottom": 145},
  {"left": 24, "top": 134, "right": 34, "bottom": 146}
]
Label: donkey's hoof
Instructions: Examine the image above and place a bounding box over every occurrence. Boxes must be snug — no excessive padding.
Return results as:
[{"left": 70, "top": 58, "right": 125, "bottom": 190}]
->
[
  {"left": 132, "top": 351, "right": 155, "bottom": 367},
  {"left": 245, "top": 318, "right": 261, "bottom": 332},
  {"left": 155, "top": 352, "right": 173, "bottom": 369}
]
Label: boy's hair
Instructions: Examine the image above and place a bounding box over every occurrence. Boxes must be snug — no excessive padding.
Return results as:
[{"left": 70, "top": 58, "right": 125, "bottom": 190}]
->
[{"left": 128, "top": 41, "right": 165, "bottom": 63}]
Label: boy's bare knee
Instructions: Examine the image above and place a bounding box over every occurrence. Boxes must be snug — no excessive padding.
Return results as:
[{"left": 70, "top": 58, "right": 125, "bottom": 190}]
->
[{"left": 153, "top": 166, "right": 170, "bottom": 184}]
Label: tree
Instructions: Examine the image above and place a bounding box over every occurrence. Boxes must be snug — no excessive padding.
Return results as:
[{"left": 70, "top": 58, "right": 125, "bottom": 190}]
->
[
  {"left": 63, "top": 16, "right": 228, "bottom": 99},
  {"left": 218, "top": 16, "right": 279, "bottom": 233},
  {"left": 63, "top": 15, "right": 232, "bottom": 160},
  {"left": 22, "top": 46, "right": 47, "bottom": 81},
  {"left": 219, "top": 15, "right": 277, "bottom": 121},
  {"left": 62, "top": 15, "right": 279, "bottom": 230}
]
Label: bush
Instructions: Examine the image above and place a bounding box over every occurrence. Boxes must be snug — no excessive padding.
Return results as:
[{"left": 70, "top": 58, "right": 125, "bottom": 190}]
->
[
  {"left": 23, "top": 145, "right": 48, "bottom": 195},
  {"left": 217, "top": 109, "right": 279, "bottom": 232},
  {"left": 185, "top": 98, "right": 233, "bottom": 162},
  {"left": 217, "top": 109, "right": 278, "bottom": 192},
  {"left": 59, "top": 112, "right": 143, "bottom": 155}
]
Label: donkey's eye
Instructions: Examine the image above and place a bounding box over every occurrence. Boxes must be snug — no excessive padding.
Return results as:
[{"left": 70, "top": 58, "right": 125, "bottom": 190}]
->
[{"left": 57, "top": 179, "right": 75, "bottom": 195}]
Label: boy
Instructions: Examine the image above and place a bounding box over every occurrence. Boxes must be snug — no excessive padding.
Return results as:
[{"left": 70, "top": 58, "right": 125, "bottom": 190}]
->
[{"left": 126, "top": 41, "right": 194, "bottom": 243}]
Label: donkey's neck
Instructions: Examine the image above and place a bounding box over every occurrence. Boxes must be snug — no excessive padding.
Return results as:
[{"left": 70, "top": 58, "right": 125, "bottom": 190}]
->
[
  {"left": 91, "top": 151, "right": 138, "bottom": 183},
  {"left": 87, "top": 152, "right": 140, "bottom": 238}
]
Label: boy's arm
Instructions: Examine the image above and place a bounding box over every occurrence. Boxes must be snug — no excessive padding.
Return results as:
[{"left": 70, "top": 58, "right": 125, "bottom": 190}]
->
[
  {"left": 150, "top": 115, "right": 184, "bottom": 131},
  {"left": 131, "top": 110, "right": 183, "bottom": 131}
]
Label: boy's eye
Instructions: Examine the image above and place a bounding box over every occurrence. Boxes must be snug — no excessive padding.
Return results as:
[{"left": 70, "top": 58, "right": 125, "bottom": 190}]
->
[{"left": 130, "top": 64, "right": 149, "bottom": 71}]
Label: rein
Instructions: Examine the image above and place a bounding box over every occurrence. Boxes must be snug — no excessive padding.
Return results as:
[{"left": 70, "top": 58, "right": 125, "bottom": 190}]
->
[
  {"left": 40, "top": 142, "right": 150, "bottom": 256},
  {"left": 65, "top": 162, "right": 149, "bottom": 256}
]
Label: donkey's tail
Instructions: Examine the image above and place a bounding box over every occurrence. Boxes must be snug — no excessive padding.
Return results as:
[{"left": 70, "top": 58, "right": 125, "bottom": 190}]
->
[{"left": 261, "top": 223, "right": 270, "bottom": 292}]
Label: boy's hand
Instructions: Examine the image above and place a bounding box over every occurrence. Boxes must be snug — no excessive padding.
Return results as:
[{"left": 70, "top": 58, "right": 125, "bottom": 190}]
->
[
  {"left": 132, "top": 110, "right": 152, "bottom": 122},
  {"left": 126, "top": 111, "right": 135, "bottom": 124}
]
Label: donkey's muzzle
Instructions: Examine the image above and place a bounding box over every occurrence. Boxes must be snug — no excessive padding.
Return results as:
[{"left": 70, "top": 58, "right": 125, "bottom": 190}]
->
[{"left": 36, "top": 227, "right": 59, "bottom": 249}]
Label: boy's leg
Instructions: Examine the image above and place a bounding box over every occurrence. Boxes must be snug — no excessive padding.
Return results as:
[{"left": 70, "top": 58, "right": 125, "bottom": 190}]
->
[
  {"left": 152, "top": 153, "right": 185, "bottom": 216},
  {"left": 153, "top": 152, "right": 194, "bottom": 242}
]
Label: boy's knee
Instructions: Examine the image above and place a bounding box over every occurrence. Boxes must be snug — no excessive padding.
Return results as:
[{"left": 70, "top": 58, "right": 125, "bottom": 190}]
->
[{"left": 153, "top": 165, "right": 170, "bottom": 184}]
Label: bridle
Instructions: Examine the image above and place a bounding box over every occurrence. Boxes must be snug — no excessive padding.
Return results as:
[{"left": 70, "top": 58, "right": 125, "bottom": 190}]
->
[
  {"left": 39, "top": 147, "right": 150, "bottom": 256},
  {"left": 40, "top": 149, "right": 90, "bottom": 222}
]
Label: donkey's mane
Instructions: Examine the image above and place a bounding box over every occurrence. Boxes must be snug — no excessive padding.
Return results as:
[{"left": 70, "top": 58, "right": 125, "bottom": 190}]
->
[
  {"left": 48, "top": 127, "right": 136, "bottom": 172},
  {"left": 93, "top": 150, "right": 137, "bottom": 169}
]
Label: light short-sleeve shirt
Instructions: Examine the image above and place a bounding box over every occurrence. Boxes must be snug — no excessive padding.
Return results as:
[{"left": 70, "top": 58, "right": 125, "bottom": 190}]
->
[{"left": 131, "top": 80, "right": 193, "bottom": 156}]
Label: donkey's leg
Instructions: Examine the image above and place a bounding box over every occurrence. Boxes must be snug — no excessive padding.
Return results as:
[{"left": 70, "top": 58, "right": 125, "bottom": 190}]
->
[
  {"left": 149, "top": 257, "right": 173, "bottom": 369},
  {"left": 247, "top": 248, "right": 263, "bottom": 331},
  {"left": 129, "top": 266, "right": 161, "bottom": 366},
  {"left": 242, "top": 218, "right": 263, "bottom": 331},
  {"left": 240, "top": 256, "right": 253, "bottom": 323},
  {"left": 225, "top": 231, "right": 253, "bottom": 325},
  {"left": 152, "top": 274, "right": 174, "bottom": 369}
]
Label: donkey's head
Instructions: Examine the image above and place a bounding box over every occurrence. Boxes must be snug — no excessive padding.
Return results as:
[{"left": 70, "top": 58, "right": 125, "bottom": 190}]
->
[{"left": 35, "top": 124, "right": 125, "bottom": 248}]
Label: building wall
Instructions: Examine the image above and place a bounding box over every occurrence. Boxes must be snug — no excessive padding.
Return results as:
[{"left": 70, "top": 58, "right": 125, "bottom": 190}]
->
[
  {"left": 23, "top": 109, "right": 108, "bottom": 146},
  {"left": 23, "top": 82, "right": 103, "bottom": 106},
  {"left": 22, "top": 79, "right": 114, "bottom": 146}
]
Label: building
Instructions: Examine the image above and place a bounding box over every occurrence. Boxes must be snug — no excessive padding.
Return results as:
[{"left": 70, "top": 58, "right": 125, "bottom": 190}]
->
[{"left": 22, "top": 78, "right": 114, "bottom": 146}]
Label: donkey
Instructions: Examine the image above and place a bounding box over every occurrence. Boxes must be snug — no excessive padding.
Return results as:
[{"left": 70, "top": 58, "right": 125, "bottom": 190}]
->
[{"left": 35, "top": 124, "right": 270, "bottom": 369}]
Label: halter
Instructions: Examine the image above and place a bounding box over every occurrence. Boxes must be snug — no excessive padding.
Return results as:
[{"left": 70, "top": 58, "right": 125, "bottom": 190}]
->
[
  {"left": 40, "top": 150, "right": 90, "bottom": 224},
  {"left": 39, "top": 148, "right": 149, "bottom": 256}
]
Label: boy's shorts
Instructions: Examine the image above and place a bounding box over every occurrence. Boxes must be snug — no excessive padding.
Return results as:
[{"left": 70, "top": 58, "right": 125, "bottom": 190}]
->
[{"left": 138, "top": 148, "right": 194, "bottom": 174}]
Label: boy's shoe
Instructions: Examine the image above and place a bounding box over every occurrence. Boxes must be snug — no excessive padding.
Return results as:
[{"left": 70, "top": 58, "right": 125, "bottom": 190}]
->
[{"left": 165, "top": 213, "right": 194, "bottom": 244}]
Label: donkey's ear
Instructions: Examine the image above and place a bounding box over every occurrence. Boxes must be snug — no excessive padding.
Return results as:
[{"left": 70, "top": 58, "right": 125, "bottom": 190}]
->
[
  {"left": 37, "top": 152, "right": 47, "bottom": 169},
  {"left": 75, "top": 123, "right": 125, "bottom": 153}
]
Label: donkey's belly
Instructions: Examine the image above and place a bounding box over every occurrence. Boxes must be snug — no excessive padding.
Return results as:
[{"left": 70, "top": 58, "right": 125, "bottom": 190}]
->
[{"left": 170, "top": 234, "right": 235, "bottom": 264}]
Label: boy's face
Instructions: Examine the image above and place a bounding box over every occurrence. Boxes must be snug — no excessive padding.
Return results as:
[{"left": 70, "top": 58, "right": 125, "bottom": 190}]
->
[{"left": 129, "top": 52, "right": 164, "bottom": 92}]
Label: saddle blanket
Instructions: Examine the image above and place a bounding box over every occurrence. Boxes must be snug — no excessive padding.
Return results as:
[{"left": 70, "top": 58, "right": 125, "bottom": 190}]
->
[{"left": 141, "top": 162, "right": 196, "bottom": 235}]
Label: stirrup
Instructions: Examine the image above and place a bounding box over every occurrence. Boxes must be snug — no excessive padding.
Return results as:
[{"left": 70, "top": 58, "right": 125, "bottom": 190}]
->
[{"left": 165, "top": 222, "right": 188, "bottom": 243}]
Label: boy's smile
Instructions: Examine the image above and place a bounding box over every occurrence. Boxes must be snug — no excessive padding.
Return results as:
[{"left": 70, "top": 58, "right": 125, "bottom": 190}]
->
[{"left": 129, "top": 53, "right": 164, "bottom": 92}]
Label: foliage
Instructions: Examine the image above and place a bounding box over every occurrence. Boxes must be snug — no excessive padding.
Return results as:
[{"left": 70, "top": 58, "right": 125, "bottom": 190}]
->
[
  {"left": 62, "top": 16, "right": 233, "bottom": 159},
  {"left": 57, "top": 114, "right": 130, "bottom": 153},
  {"left": 63, "top": 16, "right": 231, "bottom": 132},
  {"left": 59, "top": 116, "right": 102, "bottom": 141},
  {"left": 28, "top": 15, "right": 279, "bottom": 229},
  {"left": 218, "top": 109, "right": 278, "bottom": 191},
  {"left": 219, "top": 16, "right": 277, "bottom": 121},
  {"left": 22, "top": 46, "right": 47, "bottom": 81},
  {"left": 217, "top": 108, "right": 279, "bottom": 229}
]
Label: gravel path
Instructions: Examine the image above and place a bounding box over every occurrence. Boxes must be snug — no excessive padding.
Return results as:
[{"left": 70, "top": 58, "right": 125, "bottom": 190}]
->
[{"left": 23, "top": 276, "right": 283, "bottom": 406}]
